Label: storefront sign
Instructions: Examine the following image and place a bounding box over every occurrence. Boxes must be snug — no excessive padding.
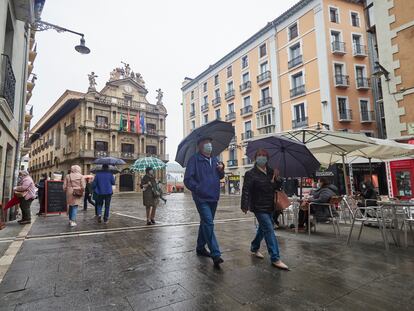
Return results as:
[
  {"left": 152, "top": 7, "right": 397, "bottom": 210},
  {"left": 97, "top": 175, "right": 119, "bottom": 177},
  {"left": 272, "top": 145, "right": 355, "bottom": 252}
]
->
[
  {"left": 228, "top": 175, "right": 240, "bottom": 195},
  {"left": 315, "top": 171, "right": 334, "bottom": 177}
]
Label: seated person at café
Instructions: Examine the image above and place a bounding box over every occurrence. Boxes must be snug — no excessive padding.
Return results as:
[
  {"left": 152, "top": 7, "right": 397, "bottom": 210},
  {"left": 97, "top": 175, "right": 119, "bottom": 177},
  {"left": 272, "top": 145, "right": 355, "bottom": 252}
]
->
[
  {"left": 298, "top": 177, "right": 338, "bottom": 230},
  {"left": 358, "top": 179, "right": 377, "bottom": 207}
]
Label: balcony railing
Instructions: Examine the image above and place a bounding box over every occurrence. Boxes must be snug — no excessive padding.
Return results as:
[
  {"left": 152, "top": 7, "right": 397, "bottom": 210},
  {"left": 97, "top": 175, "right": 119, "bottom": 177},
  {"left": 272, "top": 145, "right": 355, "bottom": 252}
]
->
[
  {"left": 0, "top": 54, "right": 16, "bottom": 112},
  {"left": 95, "top": 150, "right": 109, "bottom": 158},
  {"left": 240, "top": 105, "right": 253, "bottom": 116},
  {"left": 230, "top": 136, "right": 237, "bottom": 145},
  {"left": 95, "top": 122, "right": 109, "bottom": 129},
  {"left": 332, "top": 41, "right": 346, "bottom": 54},
  {"left": 243, "top": 158, "right": 253, "bottom": 166},
  {"left": 339, "top": 109, "right": 353, "bottom": 121},
  {"left": 361, "top": 111, "right": 375, "bottom": 123},
  {"left": 212, "top": 97, "right": 221, "bottom": 106},
  {"left": 290, "top": 84, "right": 305, "bottom": 97},
  {"left": 201, "top": 103, "right": 209, "bottom": 112},
  {"left": 288, "top": 55, "right": 303, "bottom": 69},
  {"left": 258, "top": 97, "right": 272, "bottom": 109},
  {"left": 356, "top": 77, "right": 370, "bottom": 89},
  {"left": 64, "top": 123, "right": 76, "bottom": 134},
  {"left": 225, "top": 89, "right": 235, "bottom": 101},
  {"left": 227, "top": 159, "right": 238, "bottom": 167},
  {"left": 292, "top": 117, "right": 308, "bottom": 129},
  {"left": 225, "top": 112, "right": 236, "bottom": 121},
  {"left": 146, "top": 128, "right": 158, "bottom": 136},
  {"left": 334, "top": 74, "right": 349, "bottom": 87},
  {"left": 257, "top": 71, "right": 271, "bottom": 85},
  {"left": 239, "top": 81, "right": 251, "bottom": 93},
  {"left": 121, "top": 152, "right": 135, "bottom": 159},
  {"left": 241, "top": 130, "right": 254, "bottom": 140},
  {"left": 353, "top": 44, "right": 367, "bottom": 57},
  {"left": 258, "top": 125, "right": 275, "bottom": 135}
]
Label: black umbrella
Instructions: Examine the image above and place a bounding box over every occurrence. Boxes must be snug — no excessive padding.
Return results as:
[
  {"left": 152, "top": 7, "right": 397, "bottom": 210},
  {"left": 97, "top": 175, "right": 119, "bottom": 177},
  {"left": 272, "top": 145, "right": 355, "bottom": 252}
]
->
[
  {"left": 175, "top": 120, "right": 235, "bottom": 167},
  {"left": 91, "top": 165, "right": 121, "bottom": 174},
  {"left": 246, "top": 135, "right": 320, "bottom": 177},
  {"left": 93, "top": 157, "right": 126, "bottom": 165}
]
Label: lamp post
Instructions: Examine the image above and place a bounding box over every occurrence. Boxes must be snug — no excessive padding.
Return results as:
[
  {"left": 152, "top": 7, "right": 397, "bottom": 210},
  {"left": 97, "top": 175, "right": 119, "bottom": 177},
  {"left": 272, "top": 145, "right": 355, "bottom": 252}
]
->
[{"left": 31, "top": 19, "right": 91, "bottom": 54}]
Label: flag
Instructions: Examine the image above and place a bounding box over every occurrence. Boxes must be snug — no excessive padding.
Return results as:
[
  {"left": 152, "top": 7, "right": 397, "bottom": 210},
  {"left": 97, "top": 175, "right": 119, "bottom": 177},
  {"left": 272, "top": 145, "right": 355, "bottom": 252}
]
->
[
  {"left": 119, "top": 112, "right": 124, "bottom": 131},
  {"left": 140, "top": 114, "right": 145, "bottom": 134},
  {"left": 135, "top": 112, "right": 141, "bottom": 133},
  {"left": 127, "top": 110, "right": 131, "bottom": 132}
]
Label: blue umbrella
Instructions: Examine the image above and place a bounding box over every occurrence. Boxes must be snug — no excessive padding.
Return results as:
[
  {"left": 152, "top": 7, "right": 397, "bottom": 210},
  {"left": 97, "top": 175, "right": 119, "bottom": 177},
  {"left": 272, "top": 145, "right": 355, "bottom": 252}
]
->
[
  {"left": 246, "top": 135, "right": 320, "bottom": 177},
  {"left": 93, "top": 157, "right": 126, "bottom": 165},
  {"left": 175, "top": 120, "right": 235, "bottom": 167}
]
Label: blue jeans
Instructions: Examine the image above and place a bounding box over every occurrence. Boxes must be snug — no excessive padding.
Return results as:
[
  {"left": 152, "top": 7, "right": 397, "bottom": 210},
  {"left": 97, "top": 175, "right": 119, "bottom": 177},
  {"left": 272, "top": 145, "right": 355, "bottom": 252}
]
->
[
  {"left": 195, "top": 201, "right": 221, "bottom": 258},
  {"left": 251, "top": 212, "right": 280, "bottom": 262},
  {"left": 96, "top": 194, "right": 112, "bottom": 221},
  {"left": 68, "top": 205, "right": 78, "bottom": 221}
]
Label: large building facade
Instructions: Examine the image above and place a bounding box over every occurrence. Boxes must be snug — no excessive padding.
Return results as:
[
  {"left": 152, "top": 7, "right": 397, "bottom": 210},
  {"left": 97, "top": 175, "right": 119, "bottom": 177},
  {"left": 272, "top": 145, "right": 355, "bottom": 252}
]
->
[
  {"left": 182, "top": 0, "right": 376, "bottom": 192},
  {"left": 29, "top": 65, "right": 167, "bottom": 192}
]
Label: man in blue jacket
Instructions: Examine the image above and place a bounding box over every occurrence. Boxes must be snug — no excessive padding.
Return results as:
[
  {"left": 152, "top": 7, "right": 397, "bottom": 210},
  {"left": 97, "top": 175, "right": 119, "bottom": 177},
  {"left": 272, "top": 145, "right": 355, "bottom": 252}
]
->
[
  {"left": 184, "top": 137, "right": 225, "bottom": 268},
  {"left": 92, "top": 164, "right": 115, "bottom": 224}
]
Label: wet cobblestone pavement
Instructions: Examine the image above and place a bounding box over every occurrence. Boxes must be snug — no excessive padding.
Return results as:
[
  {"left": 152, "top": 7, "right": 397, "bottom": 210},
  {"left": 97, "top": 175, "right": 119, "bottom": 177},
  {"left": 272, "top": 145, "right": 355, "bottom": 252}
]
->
[{"left": 0, "top": 193, "right": 413, "bottom": 310}]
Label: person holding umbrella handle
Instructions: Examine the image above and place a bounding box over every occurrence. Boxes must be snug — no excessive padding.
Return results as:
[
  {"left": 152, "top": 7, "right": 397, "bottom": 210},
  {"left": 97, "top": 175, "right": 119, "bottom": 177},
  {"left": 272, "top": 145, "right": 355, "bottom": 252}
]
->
[
  {"left": 184, "top": 136, "right": 225, "bottom": 269},
  {"left": 241, "top": 149, "right": 289, "bottom": 270}
]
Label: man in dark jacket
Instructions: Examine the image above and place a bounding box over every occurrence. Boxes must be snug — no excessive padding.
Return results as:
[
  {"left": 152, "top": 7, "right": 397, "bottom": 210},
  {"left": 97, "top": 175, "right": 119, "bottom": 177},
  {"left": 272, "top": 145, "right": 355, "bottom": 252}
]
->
[
  {"left": 83, "top": 177, "right": 96, "bottom": 212},
  {"left": 36, "top": 173, "right": 48, "bottom": 215},
  {"left": 184, "top": 137, "right": 225, "bottom": 268},
  {"left": 92, "top": 164, "right": 115, "bottom": 224}
]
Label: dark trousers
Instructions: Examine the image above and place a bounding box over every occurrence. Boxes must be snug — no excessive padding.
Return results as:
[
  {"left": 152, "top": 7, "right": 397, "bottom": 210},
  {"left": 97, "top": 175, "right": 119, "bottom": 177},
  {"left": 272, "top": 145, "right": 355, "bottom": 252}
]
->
[
  {"left": 38, "top": 194, "right": 45, "bottom": 213},
  {"left": 20, "top": 199, "right": 33, "bottom": 221},
  {"left": 83, "top": 194, "right": 95, "bottom": 210},
  {"left": 96, "top": 194, "right": 112, "bottom": 221}
]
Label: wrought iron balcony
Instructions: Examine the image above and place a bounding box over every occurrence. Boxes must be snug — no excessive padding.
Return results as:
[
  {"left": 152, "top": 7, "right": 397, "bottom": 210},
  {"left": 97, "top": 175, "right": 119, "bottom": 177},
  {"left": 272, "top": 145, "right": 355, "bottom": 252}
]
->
[
  {"left": 64, "top": 123, "right": 76, "bottom": 134},
  {"left": 225, "top": 112, "right": 236, "bottom": 121},
  {"left": 95, "top": 150, "right": 108, "bottom": 158},
  {"left": 353, "top": 44, "right": 367, "bottom": 57},
  {"left": 121, "top": 152, "right": 135, "bottom": 159},
  {"left": 189, "top": 111, "right": 195, "bottom": 118},
  {"left": 292, "top": 117, "right": 308, "bottom": 129},
  {"left": 288, "top": 55, "right": 303, "bottom": 69},
  {"left": 239, "top": 81, "right": 251, "bottom": 94},
  {"left": 243, "top": 158, "right": 253, "bottom": 166},
  {"left": 338, "top": 109, "right": 353, "bottom": 121},
  {"left": 241, "top": 130, "right": 254, "bottom": 140},
  {"left": 201, "top": 103, "right": 209, "bottom": 112},
  {"left": 257, "top": 71, "right": 271, "bottom": 85},
  {"left": 290, "top": 84, "right": 306, "bottom": 98},
  {"left": 258, "top": 97, "right": 272, "bottom": 109},
  {"left": 334, "top": 75, "right": 349, "bottom": 88},
  {"left": 0, "top": 54, "right": 16, "bottom": 112},
  {"left": 332, "top": 41, "right": 346, "bottom": 54},
  {"left": 225, "top": 89, "right": 235, "bottom": 101},
  {"left": 240, "top": 105, "right": 253, "bottom": 116},
  {"left": 227, "top": 159, "right": 238, "bottom": 167},
  {"left": 356, "top": 77, "right": 370, "bottom": 89},
  {"left": 146, "top": 128, "right": 158, "bottom": 136},
  {"left": 361, "top": 111, "right": 375, "bottom": 123},
  {"left": 95, "top": 122, "right": 109, "bottom": 129},
  {"left": 212, "top": 97, "right": 221, "bottom": 106}
]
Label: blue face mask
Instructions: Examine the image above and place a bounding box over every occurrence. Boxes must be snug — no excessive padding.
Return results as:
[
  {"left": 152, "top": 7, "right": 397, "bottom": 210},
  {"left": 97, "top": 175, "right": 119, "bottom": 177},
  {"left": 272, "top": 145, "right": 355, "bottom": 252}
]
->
[
  {"left": 256, "top": 156, "right": 268, "bottom": 167},
  {"left": 203, "top": 143, "right": 213, "bottom": 154}
]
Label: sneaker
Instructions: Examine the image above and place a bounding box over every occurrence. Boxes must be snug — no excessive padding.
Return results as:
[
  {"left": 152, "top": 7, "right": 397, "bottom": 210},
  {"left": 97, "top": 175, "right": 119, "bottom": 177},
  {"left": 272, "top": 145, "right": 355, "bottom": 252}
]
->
[
  {"left": 70, "top": 221, "right": 77, "bottom": 227},
  {"left": 251, "top": 251, "right": 264, "bottom": 259},
  {"left": 103, "top": 219, "right": 108, "bottom": 224},
  {"left": 19, "top": 220, "right": 31, "bottom": 225},
  {"left": 97, "top": 216, "right": 102, "bottom": 223},
  {"left": 212, "top": 256, "right": 224, "bottom": 269},
  {"left": 151, "top": 219, "right": 156, "bottom": 225},
  {"left": 196, "top": 248, "right": 211, "bottom": 257},
  {"left": 147, "top": 220, "right": 152, "bottom": 225},
  {"left": 272, "top": 260, "right": 289, "bottom": 270}
]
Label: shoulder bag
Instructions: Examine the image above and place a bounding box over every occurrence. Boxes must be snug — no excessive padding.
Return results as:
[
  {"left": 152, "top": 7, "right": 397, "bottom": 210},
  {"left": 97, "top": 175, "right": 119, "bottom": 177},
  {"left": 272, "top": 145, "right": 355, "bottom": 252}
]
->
[{"left": 70, "top": 175, "right": 84, "bottom": 197}]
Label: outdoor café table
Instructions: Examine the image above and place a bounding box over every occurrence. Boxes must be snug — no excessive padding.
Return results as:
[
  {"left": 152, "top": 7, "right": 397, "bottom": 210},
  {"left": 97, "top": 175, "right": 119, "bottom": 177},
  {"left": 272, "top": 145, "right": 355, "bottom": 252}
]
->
[{"left": 380, "top": 201, "right": 414, "bottom": 247}]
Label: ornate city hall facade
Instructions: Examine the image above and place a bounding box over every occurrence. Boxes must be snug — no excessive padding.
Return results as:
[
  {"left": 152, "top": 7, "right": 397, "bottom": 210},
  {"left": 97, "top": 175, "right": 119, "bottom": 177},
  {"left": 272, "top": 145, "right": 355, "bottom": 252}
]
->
[{"left": 29, "top": 64, "right": 167, "bottom": 192}]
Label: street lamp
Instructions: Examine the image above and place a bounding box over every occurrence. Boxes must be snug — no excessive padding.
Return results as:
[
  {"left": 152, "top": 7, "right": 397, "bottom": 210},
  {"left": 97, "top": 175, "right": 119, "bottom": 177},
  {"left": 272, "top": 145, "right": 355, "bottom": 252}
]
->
[
  {"left": 372, "top": 61, "right": 390, "bottom": 81},
  {"left": 31, "top": 19, "right": 91, "bottom": 54}
]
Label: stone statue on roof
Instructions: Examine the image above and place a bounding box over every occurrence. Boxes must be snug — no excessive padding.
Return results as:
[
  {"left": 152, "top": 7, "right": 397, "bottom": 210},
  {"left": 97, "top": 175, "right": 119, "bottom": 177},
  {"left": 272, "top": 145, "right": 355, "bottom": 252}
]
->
[
  {"left": 88, "top": 71, "right": 98, "bottom": 91},
  {"left": 135, "top": 72, "right": 145, "bottom": 88},
  {"left": 121, "top": 62, "right": 131, "bottom": 77},
  {"left": 156, "top": 88, "right": 163, "bottom": 105}
]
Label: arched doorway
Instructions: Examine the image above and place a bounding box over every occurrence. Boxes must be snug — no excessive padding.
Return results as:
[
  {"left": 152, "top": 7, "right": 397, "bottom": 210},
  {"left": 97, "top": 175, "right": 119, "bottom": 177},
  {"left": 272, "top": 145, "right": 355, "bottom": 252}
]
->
[{"left": 120, "top": 168, "right": 134, "bottom": 192}]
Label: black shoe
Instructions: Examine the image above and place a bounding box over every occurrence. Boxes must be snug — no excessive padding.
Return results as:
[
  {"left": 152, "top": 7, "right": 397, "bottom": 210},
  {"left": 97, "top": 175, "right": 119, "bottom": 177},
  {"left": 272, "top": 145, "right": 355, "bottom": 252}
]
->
[
  {"left": 19, "top": 220, "right": 31, "bottom": 225},
  {"left": 147, "top": 220, "right": 152, "bottom": 225},
  {"left": 212, "top": 256, "right": 224, "bottom": 268},
  {"left": 151, "top": 219, "right": 156, "bottom": 225},
  {"left": 196, "top": 248, "right": 211, "bottom": 257},
  {"left": 97, "top": 216, "right": 102, "bottom": 223}
]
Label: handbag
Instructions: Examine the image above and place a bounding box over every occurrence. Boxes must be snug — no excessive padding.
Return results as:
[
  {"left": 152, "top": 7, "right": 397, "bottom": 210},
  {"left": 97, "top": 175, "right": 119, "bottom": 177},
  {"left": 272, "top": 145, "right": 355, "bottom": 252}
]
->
[
  {"left": 275, "top": 191, "right": 290, "bottom": 210},
  {"left": 69, "top": 175, "right": 84, "bottom": 197}
]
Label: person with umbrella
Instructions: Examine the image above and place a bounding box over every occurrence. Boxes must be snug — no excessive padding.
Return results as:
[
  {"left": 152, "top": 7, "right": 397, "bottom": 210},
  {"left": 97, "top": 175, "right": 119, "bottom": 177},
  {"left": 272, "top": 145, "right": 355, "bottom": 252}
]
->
[
  {"left": 140, "top": 167, "right": 160, "bottom": 225},
  {"left": 184, "top": 136, "right": 225, "bottom": 268},
  {"left": 92, "top": 164, "right": 115, "bottom": 224},
  {"left": 241, "top": 149, "right": 289, "bottom": 270}
]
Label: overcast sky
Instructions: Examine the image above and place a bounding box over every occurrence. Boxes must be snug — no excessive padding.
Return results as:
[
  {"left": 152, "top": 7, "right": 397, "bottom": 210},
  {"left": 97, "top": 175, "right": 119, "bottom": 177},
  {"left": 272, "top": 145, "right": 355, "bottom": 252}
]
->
[{"left": 31, "top": 0, "right": 297, "bottom": 160}]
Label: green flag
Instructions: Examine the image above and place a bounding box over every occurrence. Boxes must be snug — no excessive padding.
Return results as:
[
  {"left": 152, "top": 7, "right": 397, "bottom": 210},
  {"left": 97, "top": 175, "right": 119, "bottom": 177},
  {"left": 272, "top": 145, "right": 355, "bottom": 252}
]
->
[{"left": 119, "top": 112, "right": 124, "bottom": 131}]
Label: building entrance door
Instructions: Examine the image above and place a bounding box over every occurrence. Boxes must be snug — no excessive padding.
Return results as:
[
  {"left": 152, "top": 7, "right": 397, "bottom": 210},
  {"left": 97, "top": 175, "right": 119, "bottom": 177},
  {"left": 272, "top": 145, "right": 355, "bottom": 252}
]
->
[{"left": 120, "top": 169, "right": 134, "bottom": 192}]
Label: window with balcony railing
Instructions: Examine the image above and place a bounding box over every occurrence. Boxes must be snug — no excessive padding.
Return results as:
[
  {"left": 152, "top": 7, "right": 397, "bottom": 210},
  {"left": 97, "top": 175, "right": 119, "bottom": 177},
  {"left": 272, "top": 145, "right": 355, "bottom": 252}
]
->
[
  {"left": 288, "top": 55, "right": 303, "bottom": 69},
  {"left": 201, "top": 103, "right": 209, "bottom": 112},
  {"left": 212, "top": 97, "right": 221, "bottom": 106},
  {"left": 290, "top": 84, "right": 305, "bottom": 97},
  {"left": 332, "top": 41, "right": 346, "bottom": 53},
  {"left": 258, "top": 97, "right": 272, "bottom": 109},
  {"left": 356, "top": 77, "right": 370, "bottom": 89},
  {"left": 353, "top": 44, "right": 366, "bottom": 56},
  {"left": 292, "top": 117, "right": 308, "bottom": 129},
  {"left": 361, "top": 110, "right": 375, "bottom": 122},
  {"left": 257, "top": 71, "right": 271, "bottom": 84},
  {"left": 0, "top": 54, "right": 16, "bottom": 112},
  {"left": 243, "top": 158, "right": 253, "bottom": 166},
  {"left": 239, "top": 81, "right": 251, "bottom": 93},
  {"left": 334, "top": 74, "right": 349, "bottom": 87},
  {"left": 240, "top": 105, "right": 253, "bottom": 116},
  {"left": 227, "top": 159, "right": 238, "bottom": 167},
  {"left": 225, "top": 112, "right": 236, "bottom": 121},
  {"left": 241, "top": 130, "right": 254, "bottom": 140},
  {"left": 225, "top": 89, "right": 235, "bottom": 100},
  {"left": 339, "top": 109, "right": 353, "bottom": 121}
]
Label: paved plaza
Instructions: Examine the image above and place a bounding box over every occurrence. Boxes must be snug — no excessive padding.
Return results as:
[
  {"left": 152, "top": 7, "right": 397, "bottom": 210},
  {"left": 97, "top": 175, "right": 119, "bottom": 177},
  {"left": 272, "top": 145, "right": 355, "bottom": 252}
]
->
[{"left": 0, "top": 193, "right": 413, "bottom": 310}]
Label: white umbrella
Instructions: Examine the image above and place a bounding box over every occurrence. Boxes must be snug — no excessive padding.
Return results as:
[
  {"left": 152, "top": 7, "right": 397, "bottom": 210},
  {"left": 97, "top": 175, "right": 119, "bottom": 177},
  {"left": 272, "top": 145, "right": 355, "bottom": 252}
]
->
[{"left": 281, "top": 129, "right": 376, "bottom": 194}]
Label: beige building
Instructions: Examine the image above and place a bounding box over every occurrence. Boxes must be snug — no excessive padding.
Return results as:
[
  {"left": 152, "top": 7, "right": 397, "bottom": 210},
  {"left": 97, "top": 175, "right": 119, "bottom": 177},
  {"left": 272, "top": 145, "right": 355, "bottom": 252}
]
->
[
  {"left": 29, "top": 65, "right": 168, "bottom": 192},
  {"left": 182, "top": 0, "right": 376, "bottom": 191}
]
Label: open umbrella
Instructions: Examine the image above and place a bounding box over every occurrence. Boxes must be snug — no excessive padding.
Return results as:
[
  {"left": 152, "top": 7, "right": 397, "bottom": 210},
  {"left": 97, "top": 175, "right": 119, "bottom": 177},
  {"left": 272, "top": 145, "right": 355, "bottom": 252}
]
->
[
  {"left": 93, "top": 157, "right": 126, "bottom": 165},
  {"left": 175, "top": 120, "right": 235, "bottom": 167},
  {"left": 246, "top": 135, "right": 320, "bottom": 177},
  {"left": 91, "top": 165, "right": 121, "bottom": 174},
  {"left": 131, "top": 157, "right": 166, "bottom": 172}
]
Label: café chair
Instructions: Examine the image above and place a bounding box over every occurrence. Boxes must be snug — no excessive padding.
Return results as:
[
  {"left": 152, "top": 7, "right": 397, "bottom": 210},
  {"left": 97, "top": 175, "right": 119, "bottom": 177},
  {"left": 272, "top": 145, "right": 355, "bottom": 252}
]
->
[
  {"left": 401, "top": 206, "right": 414, "bottom": 248},
  {"left": 308, "top": 196, "right": 342, "bottom": 238}
]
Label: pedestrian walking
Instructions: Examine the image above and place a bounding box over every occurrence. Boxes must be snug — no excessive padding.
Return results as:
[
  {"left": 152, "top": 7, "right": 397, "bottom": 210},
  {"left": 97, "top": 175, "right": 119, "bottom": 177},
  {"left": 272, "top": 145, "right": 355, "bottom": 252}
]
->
[
  {"left": 83, "top": 177, "right": 96, "bottom": 212},
  {"left": 63, "top": 165, "right": 86, "bottom": 227},
  {"left": 36, "top": 173, "right": 48, "bottom": 216},
  {"left": 14, "top": 170, "right": 37, "bottom": 225},
  {"left": 92, "top": 164, "right": 115, "bottom": 224},
  {"left": 157, "top": 180, "right": 167, "bottom": 204},
  {"left": 184, "top": 137, "right": 225, "bottom": 268},
  {"left": 241, "top": 149, "right": 289, "bottom": 270},
  {"left": 140, "top": 167, "right": 160, "bottom": 225}
]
